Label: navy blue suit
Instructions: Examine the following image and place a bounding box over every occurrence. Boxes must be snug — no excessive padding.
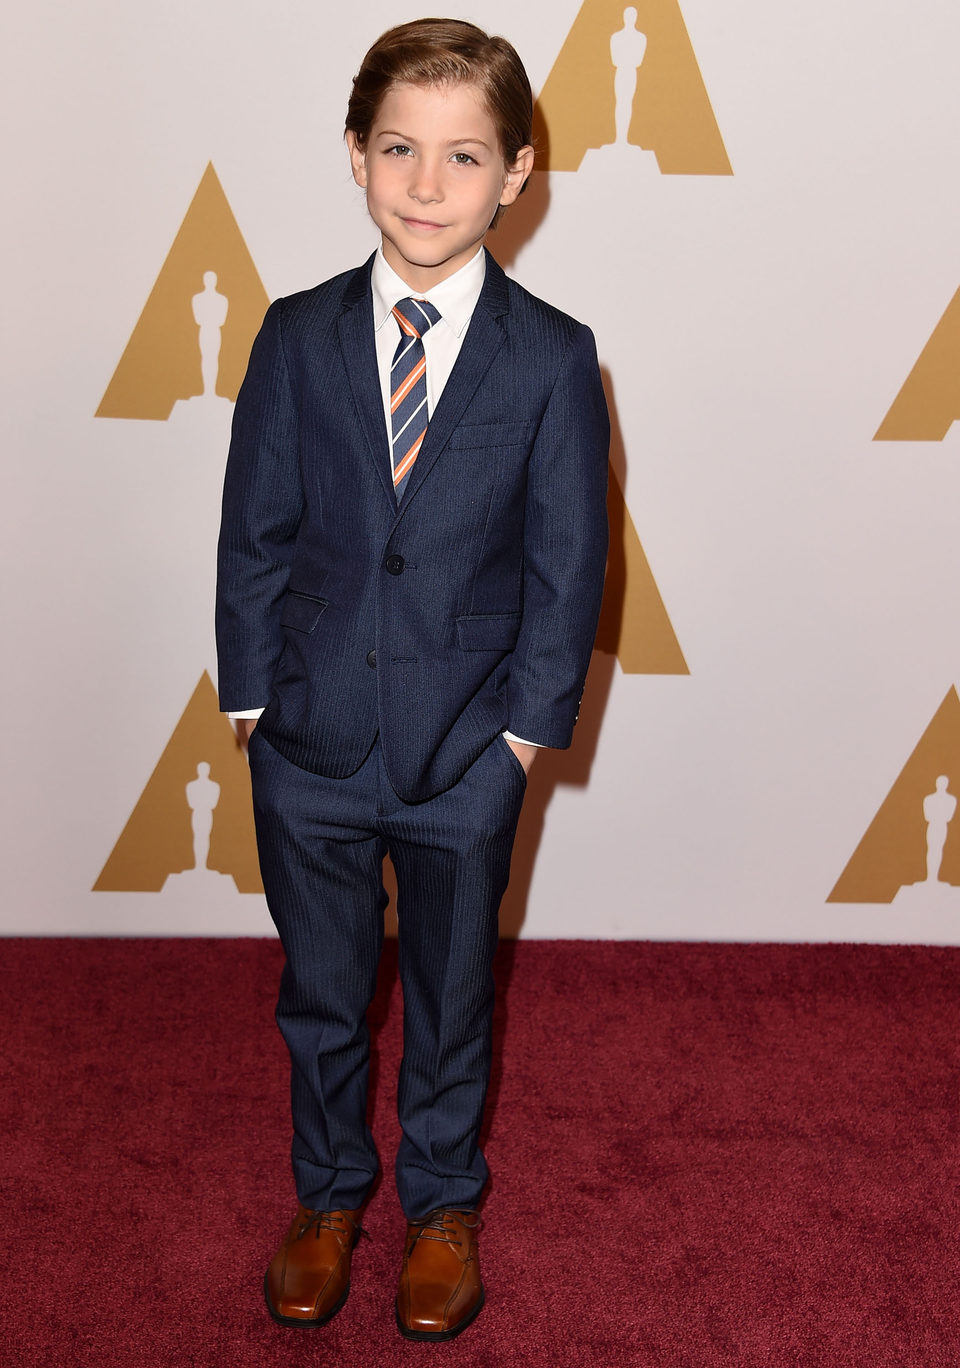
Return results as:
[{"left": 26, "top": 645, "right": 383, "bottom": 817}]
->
[{"left": 216, "top": 250, "right": 608, "bottom": 1216}]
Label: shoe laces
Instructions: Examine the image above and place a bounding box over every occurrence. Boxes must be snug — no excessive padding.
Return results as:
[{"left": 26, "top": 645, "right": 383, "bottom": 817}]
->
[
  {"left": 408, "top": 1208, "right": 482, "bottom": 1249},
  {"left": 296, "top": 1210, "right": 369, "bottom": 1242}
]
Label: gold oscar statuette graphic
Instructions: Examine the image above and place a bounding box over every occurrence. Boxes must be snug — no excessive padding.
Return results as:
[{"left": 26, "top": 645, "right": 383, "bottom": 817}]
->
[
  {"left": 536, "top": 0, "right": 732, "bottom": 174},
  {"left": 596, "top": 464, "right": 688, "bottom": 672},
  {"left": 93, "top": 672, "right": 263, "bottom": 894},
  {"left": 875, "top": 286, "right": 960, "bottom": 441},
  {"left": 828, "top": 688, "right": 960, "bottom": 903},
  {"left": 96, "top": 163, "right": 269, "bottom": 421}
]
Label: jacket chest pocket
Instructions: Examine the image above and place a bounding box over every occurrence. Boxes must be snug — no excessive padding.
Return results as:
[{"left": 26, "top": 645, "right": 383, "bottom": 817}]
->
[{"left": 444, "top": 421, "right": 534, "bottom": 453}]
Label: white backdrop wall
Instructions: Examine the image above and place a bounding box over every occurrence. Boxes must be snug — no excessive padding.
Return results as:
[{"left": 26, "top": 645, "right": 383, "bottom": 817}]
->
[{"left": 4, "top": 0, "right": 960, "bottom": 941}]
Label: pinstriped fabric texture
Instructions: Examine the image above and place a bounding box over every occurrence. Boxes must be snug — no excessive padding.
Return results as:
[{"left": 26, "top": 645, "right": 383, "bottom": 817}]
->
[
  {"left": 216, "top": 251, "right": 610, "bottom": 801},
  {"left": 249, "top": 727, "right": 526, "bottom": 1219},
  {"left": 390, "top": 297, "right": 441, "bottom": 500}
]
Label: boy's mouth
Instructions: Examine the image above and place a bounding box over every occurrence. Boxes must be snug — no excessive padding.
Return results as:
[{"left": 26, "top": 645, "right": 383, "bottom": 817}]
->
[{"left": 401, "top": 217, "right": 447, "bottom": 231}]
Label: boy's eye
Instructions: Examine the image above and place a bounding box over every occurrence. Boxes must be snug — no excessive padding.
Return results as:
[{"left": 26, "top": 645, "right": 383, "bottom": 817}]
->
[{"left": 451, "top": 152, "right": 476, "bottom": 166}]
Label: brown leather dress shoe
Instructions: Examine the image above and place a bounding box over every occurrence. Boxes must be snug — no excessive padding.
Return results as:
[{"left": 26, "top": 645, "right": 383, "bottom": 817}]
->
[
  {"left": 395, "top": 1209, "right": 484, "bottom": 1341},
  {"left": 264, "top": 1205, "right": 364, "bottom": 1327}
]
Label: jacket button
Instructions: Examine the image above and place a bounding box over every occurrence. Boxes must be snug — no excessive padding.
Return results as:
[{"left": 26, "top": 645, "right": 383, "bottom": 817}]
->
[
  {"left": 384, "top": 554, "right": 405, "bottom": 575},
  {"left": 366, "top": 650, "right": 377, "bottom": 668}
]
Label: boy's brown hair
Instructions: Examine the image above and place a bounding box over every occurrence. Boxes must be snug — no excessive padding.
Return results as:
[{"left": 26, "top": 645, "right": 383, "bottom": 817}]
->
[{"left": 345, "top": 17, "right": 533, "bottom": 216}]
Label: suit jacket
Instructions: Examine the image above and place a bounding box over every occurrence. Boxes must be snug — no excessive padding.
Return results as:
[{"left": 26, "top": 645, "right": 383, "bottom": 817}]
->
[{"left": 216, "top": 250, "right": 609, "bottom": 803}]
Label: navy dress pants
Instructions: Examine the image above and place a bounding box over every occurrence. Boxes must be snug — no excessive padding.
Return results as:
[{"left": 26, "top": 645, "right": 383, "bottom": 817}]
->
[{"left": 248, "top": 727, "right": 527, "bottom": 1219}]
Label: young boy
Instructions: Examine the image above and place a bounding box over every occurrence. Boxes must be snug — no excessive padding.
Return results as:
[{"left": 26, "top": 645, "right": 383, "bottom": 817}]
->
[{"left": 216, "top": 18, "right": 609, "bottom": 1342}]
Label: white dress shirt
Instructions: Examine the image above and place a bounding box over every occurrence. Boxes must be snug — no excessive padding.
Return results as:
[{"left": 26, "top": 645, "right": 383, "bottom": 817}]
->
[
  {"left": 372, "top": 244, "right": 484, "bottom": 472},
  {"left": 230, "top": 244, "right": 539, "bottom": 748}
]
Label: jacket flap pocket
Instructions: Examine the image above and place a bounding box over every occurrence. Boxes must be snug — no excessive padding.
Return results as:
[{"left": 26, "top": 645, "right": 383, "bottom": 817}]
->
[
  {"left": 280, "top": 591, "right": 327, "bottom": 633},
  {"left": 456, "top": 612, "right": 521, "bottom": 652},
  {"left": 446, "top": 421, "right": 533, "bottom": 452}
]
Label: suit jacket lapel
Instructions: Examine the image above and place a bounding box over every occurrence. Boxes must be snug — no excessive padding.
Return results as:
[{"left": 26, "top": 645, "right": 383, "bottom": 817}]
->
[
  {"left": 396, "top": 250, "right": 510, "bottom": 510},
  {"left": 335, "top": 249, "right": 511, "bottom": 514},
  {"left": 336, "top": 255, "right": 396, "bottom": 508}
]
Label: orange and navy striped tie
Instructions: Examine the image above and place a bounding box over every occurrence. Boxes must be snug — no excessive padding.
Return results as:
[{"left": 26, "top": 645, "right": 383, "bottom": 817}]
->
[{"left": 390, "top": 297, "right": 441, "bottom": 500}]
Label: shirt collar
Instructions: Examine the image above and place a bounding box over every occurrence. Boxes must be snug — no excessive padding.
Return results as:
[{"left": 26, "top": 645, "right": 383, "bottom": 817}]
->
[{"left": 371, "top": 245, "right": 486, "bottom": 339}]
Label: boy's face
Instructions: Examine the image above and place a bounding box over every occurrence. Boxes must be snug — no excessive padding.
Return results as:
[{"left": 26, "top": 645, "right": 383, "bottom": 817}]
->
[{"left": 346, "top": 81, "right": 533, "bottom": 293}]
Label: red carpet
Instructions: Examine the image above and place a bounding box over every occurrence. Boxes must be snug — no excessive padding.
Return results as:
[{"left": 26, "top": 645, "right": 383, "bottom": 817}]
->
[{"left": 2, "top": 938, "right": 958, "bottom": 1366}]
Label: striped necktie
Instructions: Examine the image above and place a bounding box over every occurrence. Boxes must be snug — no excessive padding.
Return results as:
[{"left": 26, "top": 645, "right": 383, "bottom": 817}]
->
[{"left": 390, "top": 297, "right": 441, "bottom": 500}]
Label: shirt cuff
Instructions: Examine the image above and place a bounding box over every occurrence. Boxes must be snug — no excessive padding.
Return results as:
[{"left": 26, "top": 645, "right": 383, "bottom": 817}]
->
[
  {"left": 227, "top": 708, "right": 265, "bottom": 720},
  {"left": 503, "top": 730, "right": 543, "bottom": 748}
]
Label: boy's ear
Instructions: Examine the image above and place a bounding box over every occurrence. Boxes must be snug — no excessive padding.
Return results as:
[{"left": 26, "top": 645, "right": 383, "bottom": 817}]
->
[
  {"left": 346, "top": 131, "right": 368, "bottom": 188},
  {"left": 499, "top": 145, "right": 535, "bottom": 207}
]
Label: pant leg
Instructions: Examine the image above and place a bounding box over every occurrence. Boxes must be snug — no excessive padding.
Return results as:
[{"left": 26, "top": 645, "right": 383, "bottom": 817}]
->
[
  {"left": 249, "top": 728, "right": 386, "bottom": 1212},
  {"left": 380, "top": 735, "right": 527, "bottom": 1218}
]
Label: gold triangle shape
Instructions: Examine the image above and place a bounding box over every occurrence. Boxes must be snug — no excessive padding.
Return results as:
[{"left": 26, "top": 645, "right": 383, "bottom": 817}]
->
[
  {"left": 535, "top": 0, "right": 732, "bottom": 174},
  {"left": 875, "top": 285, "right": 960, "bottom": 441},
  {"left": 828, "top": 687, "right": 960, "bottom": 903},
  {"left": 96, "top": 163, "right": 269, "bottom": 420},
  {"left": 93, "top": 671, "right": 263, "bottom": 893},
  {"left": 596, "top": 464, "right": 688, "bottom": 673}
]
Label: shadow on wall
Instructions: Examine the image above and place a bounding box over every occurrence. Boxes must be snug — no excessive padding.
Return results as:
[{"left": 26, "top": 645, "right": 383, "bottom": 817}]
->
[
  {"left": 498, "top": 365, "right": 629, "bottom": 937},
  {"left": 486, "top": 101, "right": 552, "bottom": 271}
]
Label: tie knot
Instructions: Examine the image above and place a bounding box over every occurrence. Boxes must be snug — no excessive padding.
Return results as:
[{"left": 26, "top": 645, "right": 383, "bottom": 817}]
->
[{"left": 393, "top": 297, "right": 441, "bottom": 341}]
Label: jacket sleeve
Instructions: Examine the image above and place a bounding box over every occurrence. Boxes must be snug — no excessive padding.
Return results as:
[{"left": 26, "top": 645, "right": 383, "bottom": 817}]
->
[
  {"left": 505, "top": 323, "right": 610, "bottom": 747},
  {"left": 215, "top": 299, "right": 303, "bottom": 712}
]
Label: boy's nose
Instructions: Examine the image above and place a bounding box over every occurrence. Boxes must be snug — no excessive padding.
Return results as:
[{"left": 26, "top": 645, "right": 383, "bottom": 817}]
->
[{"left": 409, "top": 161, "right": 443, "bottom": 202}]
